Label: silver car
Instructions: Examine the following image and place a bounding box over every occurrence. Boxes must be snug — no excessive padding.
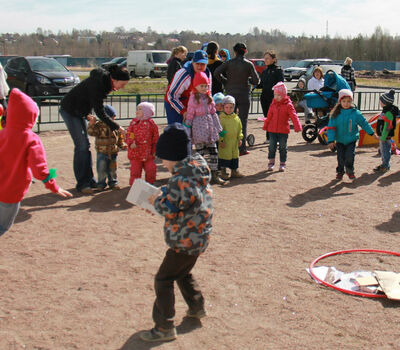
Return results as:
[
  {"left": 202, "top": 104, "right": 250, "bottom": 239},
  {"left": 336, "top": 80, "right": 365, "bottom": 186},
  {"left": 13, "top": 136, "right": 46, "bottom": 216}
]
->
[{"left": 284, "top": 58, "right": 333, "bottom": 81}]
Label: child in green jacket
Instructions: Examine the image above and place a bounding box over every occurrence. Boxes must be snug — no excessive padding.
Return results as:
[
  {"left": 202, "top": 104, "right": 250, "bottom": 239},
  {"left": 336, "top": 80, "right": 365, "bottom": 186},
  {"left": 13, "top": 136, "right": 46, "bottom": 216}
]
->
[{"left": 374, "top": 89, "right": 399, "bottom": 173}]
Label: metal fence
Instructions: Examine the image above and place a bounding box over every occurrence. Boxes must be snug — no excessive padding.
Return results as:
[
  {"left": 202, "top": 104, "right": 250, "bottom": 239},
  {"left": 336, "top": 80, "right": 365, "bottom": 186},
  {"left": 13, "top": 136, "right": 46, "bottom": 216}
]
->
[{"left": 31, "top": 90, "right": 400, "bottom": 133}]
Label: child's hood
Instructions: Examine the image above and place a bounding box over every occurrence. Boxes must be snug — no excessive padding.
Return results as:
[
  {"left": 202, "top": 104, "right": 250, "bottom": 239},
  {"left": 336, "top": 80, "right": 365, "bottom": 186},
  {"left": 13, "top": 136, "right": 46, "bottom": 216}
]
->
[
  {"left": 174, "top": 153, "right": 210, "bottom": 188},
  {"left": 296, "top": 77, "right": 307, "bottom": 89},
  {"left": 6, "top": 88, "right": 39, "bottom": 130}
]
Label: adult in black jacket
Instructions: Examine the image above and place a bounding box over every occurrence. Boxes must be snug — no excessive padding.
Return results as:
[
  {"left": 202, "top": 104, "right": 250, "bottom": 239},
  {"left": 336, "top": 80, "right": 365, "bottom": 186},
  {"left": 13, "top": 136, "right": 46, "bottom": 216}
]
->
[
  {"left": 260, "top": 51, "right": 284, "bottom": 142},
  {"left": 167, "top": 46, "right": 187, "bottom": 84},
  {"left": 206, "top": 41, "right": 224, "bottom": 96},
  {"left": 214, "top": 43, "right": 260, "bottom": 155},
  {"left": 60, "top": 64, "right": 129, "bottom": 193}
]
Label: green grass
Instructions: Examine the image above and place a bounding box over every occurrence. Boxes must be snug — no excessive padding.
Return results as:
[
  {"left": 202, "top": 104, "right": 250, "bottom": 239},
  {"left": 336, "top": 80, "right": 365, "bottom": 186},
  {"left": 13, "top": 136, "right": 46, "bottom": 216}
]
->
[{"left": 357, "top": 78, "right": 400, "bottom": 88}]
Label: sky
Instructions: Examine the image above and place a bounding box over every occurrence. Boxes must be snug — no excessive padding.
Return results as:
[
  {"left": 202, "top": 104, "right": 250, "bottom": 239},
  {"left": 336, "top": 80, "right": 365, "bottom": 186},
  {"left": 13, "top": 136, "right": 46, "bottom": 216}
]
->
[{"left": 1, "top": 0, "right": 399, "bottom": 38}]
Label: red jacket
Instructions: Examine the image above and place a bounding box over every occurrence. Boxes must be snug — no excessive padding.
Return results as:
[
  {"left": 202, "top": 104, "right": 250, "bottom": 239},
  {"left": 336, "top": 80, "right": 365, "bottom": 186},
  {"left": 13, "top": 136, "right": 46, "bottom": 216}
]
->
[
  {"left": 126, "top": 118, "right": 159, "bottom": 162},
  {"left": 0, "top": 89, "right": 59, "bottom": 203},
  {"left": 263, "top": 96, "right": 302, "bottom": 134}
]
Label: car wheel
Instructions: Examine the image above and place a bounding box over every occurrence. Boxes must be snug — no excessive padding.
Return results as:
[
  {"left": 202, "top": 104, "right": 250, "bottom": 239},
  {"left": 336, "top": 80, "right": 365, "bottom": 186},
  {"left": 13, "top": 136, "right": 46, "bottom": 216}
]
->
[
  {"left": 149, "top": 71, "right": 155, "bottom": 79},
  {"left": 26, "top": 85, "right": 36, "bottom": 97},
  {"left": 130, "top": 70, "right": 136, "bottom": 78},
  {"left": 302, "top": 124, "right": 318, "bottom": 143},
  {"left": 285, "top": 78, "right": 292, "bottom": 82}
]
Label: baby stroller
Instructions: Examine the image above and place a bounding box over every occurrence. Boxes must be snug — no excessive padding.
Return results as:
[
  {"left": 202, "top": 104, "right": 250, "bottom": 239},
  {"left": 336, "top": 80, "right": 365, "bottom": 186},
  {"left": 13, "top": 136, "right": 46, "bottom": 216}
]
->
[{"left": 302, "top": 70, "right": 351, "bottom": 145}]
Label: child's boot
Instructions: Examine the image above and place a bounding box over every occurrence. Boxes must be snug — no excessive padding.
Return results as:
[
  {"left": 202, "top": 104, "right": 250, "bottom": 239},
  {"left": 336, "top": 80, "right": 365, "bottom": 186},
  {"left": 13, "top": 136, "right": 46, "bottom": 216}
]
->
[
  {"left": 211, "top": 170, "right": 226, "bottom": 185},
  {"left": 231, "top": 169, "right": 244, "bottom": 178},
  {"left": 267, "top": 159, "right": 275, "bottom": 171},
  {"left": 279, "top": 162, "right": 286, "bottom": 172},
  {"left": 220, "top": 167, "right": 230, "bottom": 180}
]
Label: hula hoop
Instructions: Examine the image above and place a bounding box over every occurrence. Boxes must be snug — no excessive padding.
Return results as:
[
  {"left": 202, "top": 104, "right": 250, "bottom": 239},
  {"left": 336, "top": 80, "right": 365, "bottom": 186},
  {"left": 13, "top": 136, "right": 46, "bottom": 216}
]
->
[{"left": 309, "top": 249, "right": 400, "bottom": 298}]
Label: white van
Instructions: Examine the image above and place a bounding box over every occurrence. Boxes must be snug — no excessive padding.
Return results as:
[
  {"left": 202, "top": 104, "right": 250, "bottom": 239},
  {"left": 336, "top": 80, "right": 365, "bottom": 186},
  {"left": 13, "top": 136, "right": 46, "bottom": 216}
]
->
[{"left": 127, "top": 50, "right": 171, "bottom": 78}]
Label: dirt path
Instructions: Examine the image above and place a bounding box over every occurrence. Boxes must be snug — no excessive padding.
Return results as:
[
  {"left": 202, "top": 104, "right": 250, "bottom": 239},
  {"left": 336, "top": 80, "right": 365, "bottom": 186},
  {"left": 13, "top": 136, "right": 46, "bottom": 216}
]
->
[{"left": 1, "top": 120, "right": 400, "bottom": 349}]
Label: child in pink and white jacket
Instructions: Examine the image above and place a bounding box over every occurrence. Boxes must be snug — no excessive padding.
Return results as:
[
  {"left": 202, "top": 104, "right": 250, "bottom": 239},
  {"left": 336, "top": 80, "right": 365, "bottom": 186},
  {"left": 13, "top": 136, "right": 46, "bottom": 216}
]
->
[
  {"left": 0, "top": 89, "right": 72, "bottom": 236},
  {"left": 263, "top": 82, "right": 302, "bottom": 172},
  {"left": 126, "top": 102, "right": 159, "bottom": 185},
  {"left": 184, "top": 72, "right": 224, "bottom": 184}
]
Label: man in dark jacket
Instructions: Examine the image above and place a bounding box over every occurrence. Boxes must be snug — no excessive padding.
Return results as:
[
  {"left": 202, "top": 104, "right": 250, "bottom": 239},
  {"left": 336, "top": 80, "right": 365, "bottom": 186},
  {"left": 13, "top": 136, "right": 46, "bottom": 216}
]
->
[
  {"left": 60, "top": 65, "right": 129, "bottom": 193},
  {"left": 214, "top": 43, "right": 259, "bottom": 155}
]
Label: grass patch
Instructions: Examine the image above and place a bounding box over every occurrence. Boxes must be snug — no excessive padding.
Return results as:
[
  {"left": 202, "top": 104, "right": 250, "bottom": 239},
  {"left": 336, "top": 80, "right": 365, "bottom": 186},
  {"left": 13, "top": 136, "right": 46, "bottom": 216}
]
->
[{"left": 357, "top": 78, "right": 400, "bottom": 88}]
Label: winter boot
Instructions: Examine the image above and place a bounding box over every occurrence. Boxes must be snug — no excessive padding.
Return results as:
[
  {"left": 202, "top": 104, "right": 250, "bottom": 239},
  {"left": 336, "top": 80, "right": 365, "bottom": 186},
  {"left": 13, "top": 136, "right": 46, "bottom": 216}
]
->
[
  {"left": 231, "top": 169, "right": 245, "bottom": 178},
  {"left": 211, "top": 170, "right": 227, "bottom": 185},
  {"left": 220, "top": 167, "right": 230, "bottom": 180}
]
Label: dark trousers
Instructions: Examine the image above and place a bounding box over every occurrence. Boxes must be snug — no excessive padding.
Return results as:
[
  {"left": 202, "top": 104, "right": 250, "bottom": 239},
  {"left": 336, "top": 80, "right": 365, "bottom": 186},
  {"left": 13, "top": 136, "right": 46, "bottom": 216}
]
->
[
  {"left": 261, "top": 93, "right": 273, "bottom": 140},
  {"left": 152, "top": 249, "right": 204, "bottom": 330},
  {"left": 335, "top": 141, "right": 356, "bottom": 174},
  {"left": 228, "top": 92, "right": 250, "bottom": 153}
]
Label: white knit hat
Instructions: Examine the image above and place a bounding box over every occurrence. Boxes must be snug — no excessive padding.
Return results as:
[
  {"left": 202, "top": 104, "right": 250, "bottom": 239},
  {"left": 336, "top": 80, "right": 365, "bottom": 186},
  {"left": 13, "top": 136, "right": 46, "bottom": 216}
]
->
[
  {"left": 222, "top": 95, "right": 235, "bottom": 105},
  {"left": 338, "top": 89, "right": 353, "bottom": 101}
]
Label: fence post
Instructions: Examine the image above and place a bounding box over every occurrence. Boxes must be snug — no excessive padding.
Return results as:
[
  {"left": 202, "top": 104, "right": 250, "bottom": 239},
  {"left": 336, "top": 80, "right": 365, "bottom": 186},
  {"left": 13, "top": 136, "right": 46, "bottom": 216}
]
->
[{"left": 136, "top": 94, "right": 141, "bottom": 106}]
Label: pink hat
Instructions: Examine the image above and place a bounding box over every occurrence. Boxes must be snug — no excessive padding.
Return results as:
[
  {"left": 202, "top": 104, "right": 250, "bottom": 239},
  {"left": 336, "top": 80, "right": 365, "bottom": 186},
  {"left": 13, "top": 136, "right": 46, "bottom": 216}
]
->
[
  {"left": 338, "top": 89, "right": 353, "bottom": 101},
  {"left": 193, "top": 72, "right": 210, "bottom": 88},
  {"left": 273, "top": 82, "right": 287, "bottom": 98},
  {"left": 137, "top": 102, "right": 155, "bottom": 119}
]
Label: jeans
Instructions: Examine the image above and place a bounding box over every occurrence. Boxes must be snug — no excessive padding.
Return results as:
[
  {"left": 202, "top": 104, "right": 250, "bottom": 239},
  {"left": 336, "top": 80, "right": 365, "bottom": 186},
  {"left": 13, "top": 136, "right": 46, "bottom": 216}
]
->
[
  {"left": 268, "top": 133, "right": 288, "bottom": 163},
  {"left": 0, "top": 201, "right": 20, "bottom": 236},
  {"left": 97, "top": 153, "right": 118, "bottom": 188},
  {"left": 152, "top": 249, "right": 204, "bottom": 330},
  {"left": 60, "top": 108, "right": 96, "bottom": 191},
  {"left": 379, "top": 139, "right": 392, "bottom": 168},
  {"left": 335, "top": 141, "right": 356, "bottom": 174}
]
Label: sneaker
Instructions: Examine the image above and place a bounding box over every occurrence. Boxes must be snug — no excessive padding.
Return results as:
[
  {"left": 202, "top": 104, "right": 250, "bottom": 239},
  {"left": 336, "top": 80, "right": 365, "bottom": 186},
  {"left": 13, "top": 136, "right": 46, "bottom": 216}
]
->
[
  {"left": 347, "top": 173, "right": 356, "bottom": 180},
  {"left": 373, "top": 165, "right": 382, "bottom": 172},
  {"left": 279, "top": 165, "right": 286, "bottom": 172},
  {"left": 239, "top": 150, "right": 250, "bottom": 156},
  {"left": 374, "top": 165, "right": 389, "bottom": 173},
  {"left": 186, "top": 308, "right": 206, "bottom": 319},
  {"left": 267, "top": 163, "right": 274, "bottom": 171},
  {"left": 336, "top": 173, "right": 344, "bottom": 180},
  {"left": 140, "top": 327, "right": 177, "bottom": 342}
]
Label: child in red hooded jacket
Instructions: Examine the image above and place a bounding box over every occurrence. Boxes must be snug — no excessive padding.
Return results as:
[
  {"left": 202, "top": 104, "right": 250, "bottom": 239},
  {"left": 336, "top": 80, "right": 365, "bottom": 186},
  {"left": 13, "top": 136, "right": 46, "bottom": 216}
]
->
[
  {"left": 126, "top": 102, "right": 159, "bottom": 185},
  {"left": 263, "top": 82, "right": 302, "bottom": 172},
  {"left": 0, "top": 89, "right": 72, "bottom": 236}
]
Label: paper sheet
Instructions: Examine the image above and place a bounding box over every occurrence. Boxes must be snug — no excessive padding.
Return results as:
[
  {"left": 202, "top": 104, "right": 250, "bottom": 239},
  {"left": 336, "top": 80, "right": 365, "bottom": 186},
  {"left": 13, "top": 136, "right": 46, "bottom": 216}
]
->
[{"left": 126, "top": 179, "right": 160, "bottom": 216}]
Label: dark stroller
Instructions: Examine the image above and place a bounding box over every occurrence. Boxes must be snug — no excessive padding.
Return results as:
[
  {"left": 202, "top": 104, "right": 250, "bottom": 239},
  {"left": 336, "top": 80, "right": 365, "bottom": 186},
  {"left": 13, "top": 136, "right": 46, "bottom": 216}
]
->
[{"left": 302, "top": 70, "right": 351, "bottom": 145}]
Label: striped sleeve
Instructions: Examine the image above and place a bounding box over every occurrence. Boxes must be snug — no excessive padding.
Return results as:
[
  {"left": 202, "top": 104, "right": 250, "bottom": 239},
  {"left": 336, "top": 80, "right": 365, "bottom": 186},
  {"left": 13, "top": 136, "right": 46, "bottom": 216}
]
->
[{"left": 167, "top": 69, "right": 191, "bottom": 114}]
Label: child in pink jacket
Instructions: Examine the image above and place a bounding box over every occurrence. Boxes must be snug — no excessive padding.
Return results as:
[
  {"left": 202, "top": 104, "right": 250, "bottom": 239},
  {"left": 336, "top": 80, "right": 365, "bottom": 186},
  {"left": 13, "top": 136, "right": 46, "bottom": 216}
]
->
[
  {"left": 263, "top": 82, "right": 302, "bottom": 172},
  {"left": 0, "top": 89, "right": 72, "bottom": 236},
  {"left": 126, "top": 102, "right": 159, "bottom": 185},
  {"left": 184, "top": 72, "right": 224, "bottom": 184}
]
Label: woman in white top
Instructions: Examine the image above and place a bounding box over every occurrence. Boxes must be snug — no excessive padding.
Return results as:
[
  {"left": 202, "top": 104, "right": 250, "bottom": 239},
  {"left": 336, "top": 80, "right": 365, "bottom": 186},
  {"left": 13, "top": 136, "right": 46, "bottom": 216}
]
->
[{"left": 307, "top": 66, "right": 324, "bottom": 91}]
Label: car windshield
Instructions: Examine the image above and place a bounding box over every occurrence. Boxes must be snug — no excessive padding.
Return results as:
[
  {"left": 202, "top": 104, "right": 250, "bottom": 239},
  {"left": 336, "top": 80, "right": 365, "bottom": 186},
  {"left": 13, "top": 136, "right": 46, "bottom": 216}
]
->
[
  {"left": 294, "top": 60, "right": 310, "bottom": 68},
  {"left": 28, "top": 58, "right": 68, "bottom": 72},
  {"left": 110, "top": 57, "right": 124, "bottom": 64},
  {"left": 152, "top": 52, "right": 169, "bottom": 63}
]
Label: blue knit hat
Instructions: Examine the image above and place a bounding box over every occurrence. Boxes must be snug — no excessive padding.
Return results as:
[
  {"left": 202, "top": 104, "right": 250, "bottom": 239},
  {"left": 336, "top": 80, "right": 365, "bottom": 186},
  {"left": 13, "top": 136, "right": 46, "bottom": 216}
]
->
[{"left": 213, "top": 92, "right": 225, "bottom": 104}]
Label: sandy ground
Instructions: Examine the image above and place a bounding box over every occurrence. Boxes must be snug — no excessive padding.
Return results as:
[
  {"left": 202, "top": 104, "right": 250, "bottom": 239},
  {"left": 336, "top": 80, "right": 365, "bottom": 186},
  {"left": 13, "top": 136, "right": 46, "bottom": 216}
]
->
[{"left": 2, "top": 119, "right": 400, "bottom": 350}]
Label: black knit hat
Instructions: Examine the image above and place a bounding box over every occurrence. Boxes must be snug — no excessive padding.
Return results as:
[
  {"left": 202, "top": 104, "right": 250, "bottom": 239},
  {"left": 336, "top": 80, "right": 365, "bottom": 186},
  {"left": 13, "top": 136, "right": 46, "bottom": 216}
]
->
[
  {"left": 156, "top": 123, "right": 190, "bottom": 161},
  {"left": 108, "top": 64, "right": 130, "bottom": 81},
  {"left": 380, "top": 89, "right": 395, "bottom": 105}
]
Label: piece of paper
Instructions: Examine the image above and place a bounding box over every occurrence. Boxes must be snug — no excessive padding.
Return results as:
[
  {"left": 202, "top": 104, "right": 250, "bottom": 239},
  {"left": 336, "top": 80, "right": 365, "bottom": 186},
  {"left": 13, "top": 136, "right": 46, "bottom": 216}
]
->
[
  {"left": 355, "top": 276, "right": 379, "bottom": 287},
  {"left": 374, "top": 271, "right": 400, "bottom": 300},
  {"left": 126, "top": 179, "right": 160, "bottom": 216}
]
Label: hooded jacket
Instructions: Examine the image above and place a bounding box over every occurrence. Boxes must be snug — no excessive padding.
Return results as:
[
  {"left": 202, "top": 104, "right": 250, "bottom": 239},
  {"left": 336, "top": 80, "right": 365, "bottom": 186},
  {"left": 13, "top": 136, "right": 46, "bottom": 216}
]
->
[
  {"left": 60, "top": 68, "right": 119, "bottom": 131},
  {"left": 0, "top": 89, "right": 59, "bottom": 203},
  {"left": 126, "top": 117, "right": 159, "bottom": 161},
  {"left": 154, "top": 153, "right": 212, "bottom": 256},
  {"left": 263, "top": 96, "right": 302, "bottom": 134}
]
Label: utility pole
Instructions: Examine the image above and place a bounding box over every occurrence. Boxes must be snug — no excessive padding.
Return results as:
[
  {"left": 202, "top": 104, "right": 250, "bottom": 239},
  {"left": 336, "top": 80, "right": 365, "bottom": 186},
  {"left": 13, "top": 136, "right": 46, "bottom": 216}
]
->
[{"left": 326, "top": 21, "right": 329, "bottom": 38}]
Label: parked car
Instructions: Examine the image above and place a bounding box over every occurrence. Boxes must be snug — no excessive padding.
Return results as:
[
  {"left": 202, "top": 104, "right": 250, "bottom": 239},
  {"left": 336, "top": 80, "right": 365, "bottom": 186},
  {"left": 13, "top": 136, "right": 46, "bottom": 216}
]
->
[
  {"left": 249, "top": 59, "right": 267, "bottom": 75},
  {"left": 5, "top": 56, "right": 80, "bottom": 97},
  {"left": 284, "top": 58, "right": 333, "bottom": 81},
  {"left": 303, "top": 64, "right": 343, "bottom": 85},
  {"left": 101, "top": 57, "right": 126, "bottom": 69},
  {"left": 127, "top": 50, "right": 170, "bottom": 78}
]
